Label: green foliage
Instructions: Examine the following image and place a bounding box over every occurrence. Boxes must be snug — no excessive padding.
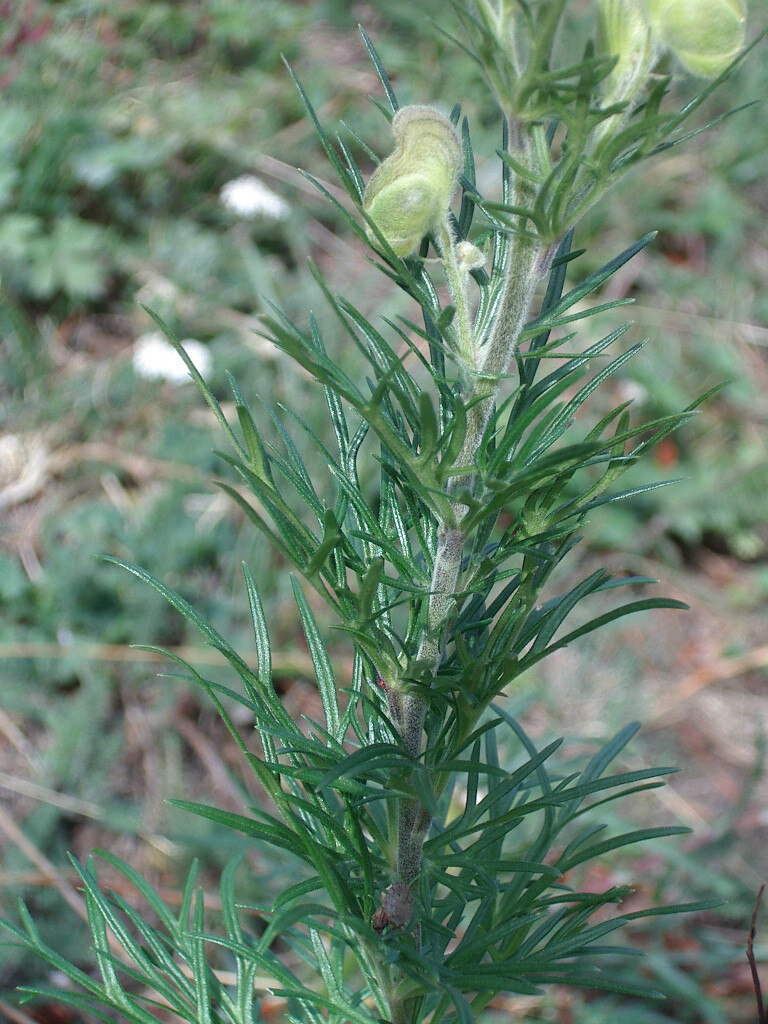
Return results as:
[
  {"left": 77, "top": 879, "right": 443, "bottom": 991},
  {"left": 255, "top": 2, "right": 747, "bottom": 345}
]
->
[
  {"left": 3, "top": 725, "right": 719, "bottom": 1023},
  {"left": 2, "top": 2, "right": 764, "bottom": 1022}
]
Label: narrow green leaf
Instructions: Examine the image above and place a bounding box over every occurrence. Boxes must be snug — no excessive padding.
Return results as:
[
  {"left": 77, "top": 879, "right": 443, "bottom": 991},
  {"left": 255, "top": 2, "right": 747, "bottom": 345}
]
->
[
  {"left": 359, "top": 26, "right": 399, "bottom": 113},
  {"left": 168, "top": 800, "right": 310, "bottom": 861},
  {"left": 140, "top": 306, "right": 247, "bottom": 463},
  {"left": 105, "top": 559, "right": 254, "bottom": 678},
  {"left": 316, "top": 741, "right": 413, "bottom": 790},
  {"left": 519, "top": 597, "right": 689, "bottom": 670},
  {"left": 291, "top": 575, "right": 342, "bottom": 740},
  {"left": 559, "top": 826, "right": 691, "bottom": 871},
  {"left": 524, "top": 233, "right": 656, "bottom": 333},
  {"left": 235, "top": 400, "right": 271, "bottom": 482},
  {"left": 284, "top": 61, "right": 360, "bottom": 200},
  {"left": 305, "top": 508, "right": 343, "bottom": 579}
]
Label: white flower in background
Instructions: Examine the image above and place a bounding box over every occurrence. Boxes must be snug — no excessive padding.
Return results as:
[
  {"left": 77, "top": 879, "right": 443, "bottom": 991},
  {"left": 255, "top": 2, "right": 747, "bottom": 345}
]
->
[
  {"left": 132, "top": 332, "right": 211, "bottom": 384},
  {"left": 219, "top": 175, "right": 289, "bottom": 220}
]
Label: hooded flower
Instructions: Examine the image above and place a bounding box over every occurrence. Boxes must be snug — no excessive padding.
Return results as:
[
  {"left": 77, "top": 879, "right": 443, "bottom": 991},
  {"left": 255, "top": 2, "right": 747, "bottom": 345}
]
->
[
  {"left": 647, "top": 0, "right": 747, "bottom": 77},
  {"left": 599, "top": 0, "right": 654, "bottom": 98},
  {"left": 363, "top": 105, "right": 462, "bottom": 257}
]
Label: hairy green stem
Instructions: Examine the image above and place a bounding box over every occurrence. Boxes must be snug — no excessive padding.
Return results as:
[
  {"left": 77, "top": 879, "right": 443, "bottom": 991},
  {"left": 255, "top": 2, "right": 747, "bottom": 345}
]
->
[
  {"left": 387, "top": 123, "right": 545, "bottom": 1024},
  {"left": 395, "top": 230, "right": 541, "bottom": 865},
  {"left": 435, "top": 222, "right": 476, "bottom": 378}
]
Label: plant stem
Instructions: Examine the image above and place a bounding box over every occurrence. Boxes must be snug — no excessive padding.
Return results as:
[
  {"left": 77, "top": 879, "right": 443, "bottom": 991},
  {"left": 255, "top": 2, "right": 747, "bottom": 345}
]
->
[
  {"left": 395, "top": 155, "right": 542, "bottom": 879},
  {"left": 386, "top": 122, "right": 545, "bottom": 1024},
  {"left": 435, "top": 223, "right": 476, "bottom": 379}
]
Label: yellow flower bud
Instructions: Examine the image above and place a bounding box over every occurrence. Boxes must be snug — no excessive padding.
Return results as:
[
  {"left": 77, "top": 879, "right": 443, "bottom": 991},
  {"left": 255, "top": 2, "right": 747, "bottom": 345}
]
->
[
  {"left": 363, "top": 105, "right": 462, "bottom": 257},
  {"left": 647, "top": 0, "right": 747, "bottom": 77},
  {"left": 599, "top": 0, "right": 653, "bottom": 94}
]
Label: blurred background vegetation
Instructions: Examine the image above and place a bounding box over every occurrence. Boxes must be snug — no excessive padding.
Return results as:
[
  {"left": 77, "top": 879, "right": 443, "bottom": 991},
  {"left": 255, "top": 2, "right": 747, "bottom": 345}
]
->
[{"left": 0, "top": 1, "right": 767, "bottom": 1021}]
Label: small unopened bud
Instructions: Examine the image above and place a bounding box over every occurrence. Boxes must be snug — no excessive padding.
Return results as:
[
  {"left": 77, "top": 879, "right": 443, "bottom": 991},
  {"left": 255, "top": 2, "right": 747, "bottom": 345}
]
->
[
  {"left": 647, "top": 0, "right": 747, "bottom": 77},
  {"left": 455, "top": 240, "right": 486, "bottom": 272},
  {"left": 363, "top": 106, "right": 462, "bottom": 257}
]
